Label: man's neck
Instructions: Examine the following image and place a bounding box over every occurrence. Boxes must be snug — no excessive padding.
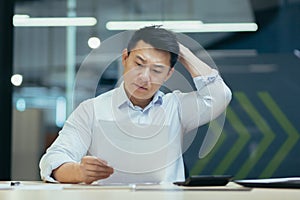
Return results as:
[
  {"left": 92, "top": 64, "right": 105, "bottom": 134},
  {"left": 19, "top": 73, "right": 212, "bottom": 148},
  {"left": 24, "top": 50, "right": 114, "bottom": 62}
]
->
[
  {"left": 123, "top": 85, "right": 153, "bottom": 109},
  {"left": 129, "top": 96, "right": 152, "bottom": 109}
]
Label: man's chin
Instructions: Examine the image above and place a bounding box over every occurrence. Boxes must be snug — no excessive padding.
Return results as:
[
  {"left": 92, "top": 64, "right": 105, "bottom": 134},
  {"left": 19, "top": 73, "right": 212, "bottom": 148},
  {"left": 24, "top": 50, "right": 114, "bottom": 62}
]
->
[
  {"left": 132, "top": 94, "right": 152, "bottom": 100},
  {"left": 130, "top": 91, "right": 154, "bottom": 100}
]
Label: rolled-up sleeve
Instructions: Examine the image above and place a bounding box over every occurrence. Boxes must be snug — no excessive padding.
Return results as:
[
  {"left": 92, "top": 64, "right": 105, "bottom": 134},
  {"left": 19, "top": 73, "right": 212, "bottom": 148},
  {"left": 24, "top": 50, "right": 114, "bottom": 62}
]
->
[
  {"left": 178, "top": 69, "right": 232, "bottom": 133},
  {"left": 39, "top": 99, "right": 94, "bottom": 182}
]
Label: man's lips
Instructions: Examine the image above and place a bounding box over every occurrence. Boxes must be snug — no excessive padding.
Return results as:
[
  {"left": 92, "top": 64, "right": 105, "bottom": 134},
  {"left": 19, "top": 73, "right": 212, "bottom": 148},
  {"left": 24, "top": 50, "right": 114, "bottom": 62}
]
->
[{"left": 134, "top": 83, "right": 148, "bottom": 91}]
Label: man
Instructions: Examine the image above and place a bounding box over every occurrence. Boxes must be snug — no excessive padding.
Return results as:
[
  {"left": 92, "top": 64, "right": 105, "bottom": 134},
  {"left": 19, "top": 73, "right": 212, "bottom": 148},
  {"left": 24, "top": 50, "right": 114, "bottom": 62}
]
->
[{"left": 39, "top": 26, "right": 232, "bottom": 184}]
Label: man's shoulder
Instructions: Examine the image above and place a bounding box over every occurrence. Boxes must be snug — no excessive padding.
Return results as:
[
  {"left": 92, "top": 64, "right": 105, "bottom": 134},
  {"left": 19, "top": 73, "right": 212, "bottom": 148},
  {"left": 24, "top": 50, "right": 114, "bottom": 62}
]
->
[
  {"left": 162, "top": 89, "right": 183, "bottom": 97},
  {"left": 160, "top": 90, "right": 183, "bottom": 104},
  {"left": 95, "top": 89, "right": 115, "bottom": 99},
  {"left": 93, "top": 87, "right": 119, "bottom": 105},
  {"left": 77, "top": 88, "right": 116, "bottom": 107}
]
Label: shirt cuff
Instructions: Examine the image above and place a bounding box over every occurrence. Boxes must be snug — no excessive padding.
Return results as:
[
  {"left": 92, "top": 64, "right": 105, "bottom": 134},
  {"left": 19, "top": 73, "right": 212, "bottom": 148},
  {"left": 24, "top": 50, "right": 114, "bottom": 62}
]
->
[
  {"left": 40, "top": 155, "right": 76, "bottom": 183},
  {"left": 193, "top": 69, "right": 219, "bottom": 91}
]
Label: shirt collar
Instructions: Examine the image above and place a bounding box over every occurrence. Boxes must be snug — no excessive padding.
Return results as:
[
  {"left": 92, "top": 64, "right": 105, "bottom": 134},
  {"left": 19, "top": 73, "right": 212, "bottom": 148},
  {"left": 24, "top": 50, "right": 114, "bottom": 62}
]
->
[{"left": 115, "top": 82, "right": 164, "bottom": 109}]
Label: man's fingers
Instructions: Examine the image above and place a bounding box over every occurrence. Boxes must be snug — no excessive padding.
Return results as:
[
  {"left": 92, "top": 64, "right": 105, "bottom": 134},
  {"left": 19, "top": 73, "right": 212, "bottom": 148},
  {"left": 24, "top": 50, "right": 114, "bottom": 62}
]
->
[
  {"left": 82, "top": 170, "right": 112, "bottom": 184},
  {"left": 83, "top": 172, "right": 112, "bottom": 184},
  {"left": 81, "top": 156, "right": 114, "bottom": 175},
  {"left": 79, "top": 156, "right": 114, "bottom": 184},
  {"left": 84, "top": 164, "right": 114, "bottom": 174},
  {"left": 82, "top": 156, "right": 109, "bottom": 167},
  {"left": 98, "top": 158, "right": 108, "bottom": 165},
  {"left": 85, "top": 170, "right": 112, "bottom": 179}
]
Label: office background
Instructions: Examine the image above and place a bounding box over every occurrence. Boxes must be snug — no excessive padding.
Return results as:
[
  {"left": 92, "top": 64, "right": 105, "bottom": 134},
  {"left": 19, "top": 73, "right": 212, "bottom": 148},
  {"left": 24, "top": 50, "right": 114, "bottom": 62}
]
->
[{"left": 0, "top": 0, "right": 299, "bottom": 181}]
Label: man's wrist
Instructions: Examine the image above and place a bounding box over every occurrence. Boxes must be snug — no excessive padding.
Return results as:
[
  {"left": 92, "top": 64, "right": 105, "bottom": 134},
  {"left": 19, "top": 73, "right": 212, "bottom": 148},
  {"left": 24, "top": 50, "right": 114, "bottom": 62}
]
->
[
  {"left": 179, "top": 46, "right": 213, "bottom": 77},
  {"left": 52, "top": 162, "right": 83, "bottom": 183}
]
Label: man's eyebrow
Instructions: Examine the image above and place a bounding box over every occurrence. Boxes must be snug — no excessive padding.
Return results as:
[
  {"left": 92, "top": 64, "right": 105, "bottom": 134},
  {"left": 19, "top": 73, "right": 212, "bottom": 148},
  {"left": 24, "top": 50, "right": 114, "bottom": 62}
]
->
[
  {"left": 153, "top": 64, "right": 166, "bottom": 69},
  {"left": 136, "top": 55, "right": 168, "bottom": 68},
  {"left": 136, "top": 55, "right": 146, "bottom": 63}
]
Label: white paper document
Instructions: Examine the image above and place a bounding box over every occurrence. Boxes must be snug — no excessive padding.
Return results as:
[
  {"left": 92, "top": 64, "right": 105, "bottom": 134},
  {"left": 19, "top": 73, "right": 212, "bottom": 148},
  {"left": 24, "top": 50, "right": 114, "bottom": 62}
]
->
[{"left": 236, "top": 177, "right": 300, "bottom": 184}]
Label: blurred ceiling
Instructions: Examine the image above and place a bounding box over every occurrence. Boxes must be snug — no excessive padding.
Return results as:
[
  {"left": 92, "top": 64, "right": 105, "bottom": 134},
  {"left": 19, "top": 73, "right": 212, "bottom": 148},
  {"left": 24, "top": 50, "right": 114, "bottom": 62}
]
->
[
  {"left": 12, "top": 0, "right": 299, "bottom": 98},
  {"left": 11, "top": 0, "right": 300, "bottom": 127},
  {"left": 12, "top": 0, "right": 264, "bottom": 70}
]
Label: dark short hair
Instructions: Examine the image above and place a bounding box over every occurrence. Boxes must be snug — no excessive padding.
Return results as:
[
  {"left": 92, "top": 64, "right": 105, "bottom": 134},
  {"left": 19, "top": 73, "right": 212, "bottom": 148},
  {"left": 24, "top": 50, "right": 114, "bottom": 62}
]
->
[{"left": 127, "top": 26, "right": 179, "bottom": 68}]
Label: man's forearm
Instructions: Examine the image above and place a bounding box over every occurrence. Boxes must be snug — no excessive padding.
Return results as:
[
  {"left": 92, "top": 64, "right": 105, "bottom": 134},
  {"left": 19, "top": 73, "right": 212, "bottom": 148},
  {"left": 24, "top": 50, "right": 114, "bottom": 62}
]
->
[
  {"left": 52, "top": 156, "right": 114, "bottom": 184},
  {"left": 179, "top": 43, "right": 213, "bottom": 78},
  {"left": 52, "top": 162, "right": 82, "bottom": 183}
]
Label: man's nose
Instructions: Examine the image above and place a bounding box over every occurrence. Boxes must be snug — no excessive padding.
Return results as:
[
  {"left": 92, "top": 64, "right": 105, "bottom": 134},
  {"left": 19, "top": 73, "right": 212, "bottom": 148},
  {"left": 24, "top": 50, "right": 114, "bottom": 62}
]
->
[{"left": 139, "top": 67, "right": 151, "bottom": 82}]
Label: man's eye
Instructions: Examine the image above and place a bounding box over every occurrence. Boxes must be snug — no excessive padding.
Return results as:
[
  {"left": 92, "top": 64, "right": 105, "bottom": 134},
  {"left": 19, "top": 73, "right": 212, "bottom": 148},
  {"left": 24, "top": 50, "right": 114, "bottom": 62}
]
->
[
  {"left": 153, "top": 69, "right": 162, "bottom": 74},
  {"left": 136, "top": 62, "right": 143, "bottom": 67}
]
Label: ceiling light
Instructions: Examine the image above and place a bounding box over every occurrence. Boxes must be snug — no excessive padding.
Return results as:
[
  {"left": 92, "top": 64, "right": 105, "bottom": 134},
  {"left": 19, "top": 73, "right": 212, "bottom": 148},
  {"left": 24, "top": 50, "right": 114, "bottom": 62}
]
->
[
  {"left": 13, "top": 15, "right": 97, "bottom": 27},
  {"left": 106, "top": 20, "right": 203, "bottom": 31},
  {"left": 106, "top": 21, "right": 258, "bottom": 32},
  {"left": 88, "top": 37, "right": 101, "bottom": 49},
  {"left": 195, "top": 23, "right": 258, "bottom": 32},
  {"left": 11, "top": 74, "right": 23, "bottom": 86}
]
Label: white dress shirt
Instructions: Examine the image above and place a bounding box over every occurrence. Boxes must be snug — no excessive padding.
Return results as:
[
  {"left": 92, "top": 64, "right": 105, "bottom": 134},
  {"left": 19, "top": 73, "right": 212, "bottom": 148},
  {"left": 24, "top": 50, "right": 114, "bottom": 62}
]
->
[{"left": 39, "top": 69, "right": 232, "bottom": 183}]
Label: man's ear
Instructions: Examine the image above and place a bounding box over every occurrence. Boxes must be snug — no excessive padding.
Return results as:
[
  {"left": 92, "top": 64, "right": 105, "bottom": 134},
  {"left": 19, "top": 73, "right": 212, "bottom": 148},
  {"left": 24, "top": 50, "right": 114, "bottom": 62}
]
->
[
  {"left": 165, "top": 67, "right": 175, "bottom": 82},
  {"left": 122, "top": 48, "right": 129, "bottom": 67}
]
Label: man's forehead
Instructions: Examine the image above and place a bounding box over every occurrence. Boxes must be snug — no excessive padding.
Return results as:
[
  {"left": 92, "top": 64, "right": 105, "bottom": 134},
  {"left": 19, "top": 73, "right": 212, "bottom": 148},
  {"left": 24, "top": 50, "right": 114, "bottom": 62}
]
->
[
  {"left": 129, "top": 40, "right": 171, "bottom": 65},
  {"left": 131, "top": 40, "right": 171, "bottom": 53},
  {"left": 133, "top": 52, "right": 170, "bottom": 66},
  {"left": 134, "top": 54, "right": 169, "bottom": 68}
]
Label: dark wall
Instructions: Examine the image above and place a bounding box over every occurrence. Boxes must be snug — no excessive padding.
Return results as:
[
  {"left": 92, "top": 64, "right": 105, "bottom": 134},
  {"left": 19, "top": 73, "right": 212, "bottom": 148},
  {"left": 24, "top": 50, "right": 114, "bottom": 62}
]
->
[
  {"left": 185, "top": 3, "right": 300, "bottom": 179},
  {"left": 209, "top": 3, "right": 300, "bottom": 53},
  {"left": 0, "top": 0, "right": 14, "bottom": 180}
]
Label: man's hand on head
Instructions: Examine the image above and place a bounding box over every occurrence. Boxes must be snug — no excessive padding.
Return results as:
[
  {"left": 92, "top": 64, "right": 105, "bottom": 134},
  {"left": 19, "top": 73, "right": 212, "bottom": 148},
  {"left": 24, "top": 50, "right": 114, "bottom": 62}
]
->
[{"left": 177, "top": 42, "right": 213, "bottom": 77}]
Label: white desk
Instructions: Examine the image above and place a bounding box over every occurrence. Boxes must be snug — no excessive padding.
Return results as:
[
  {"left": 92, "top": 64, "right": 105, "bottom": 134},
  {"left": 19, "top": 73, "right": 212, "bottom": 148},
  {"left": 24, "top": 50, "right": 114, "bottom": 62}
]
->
[{"left": 1, "top": 181, "right": 300, "bottom": 200}]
